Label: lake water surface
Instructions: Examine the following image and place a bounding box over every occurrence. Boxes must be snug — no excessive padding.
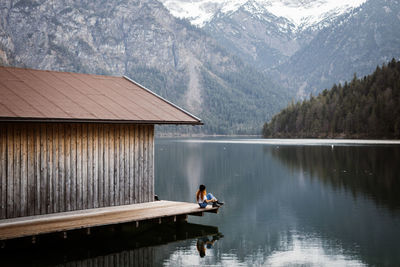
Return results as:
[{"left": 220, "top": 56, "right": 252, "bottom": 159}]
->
[
  {"left": 3, "top": 138, "right": 400, "bottom": 266},
  {"left": 154, "top": 137, "right": 400, "bottom": 266}
]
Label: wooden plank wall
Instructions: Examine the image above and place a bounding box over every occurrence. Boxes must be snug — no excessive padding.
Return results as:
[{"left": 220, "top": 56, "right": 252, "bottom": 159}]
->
[{"left": 0, "top": 122, "right": 155, "bottom": 219}]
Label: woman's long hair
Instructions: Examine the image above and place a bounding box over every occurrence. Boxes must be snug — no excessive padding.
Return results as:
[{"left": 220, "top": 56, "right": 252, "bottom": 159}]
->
[{"left": 196, "top": 184, "right": 206, "bottom": 202}]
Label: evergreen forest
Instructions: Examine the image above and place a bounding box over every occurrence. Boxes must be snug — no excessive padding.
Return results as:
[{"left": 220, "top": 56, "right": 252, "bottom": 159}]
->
[{"left": 262, "top": 59, "right": 400, "bottom": 139}]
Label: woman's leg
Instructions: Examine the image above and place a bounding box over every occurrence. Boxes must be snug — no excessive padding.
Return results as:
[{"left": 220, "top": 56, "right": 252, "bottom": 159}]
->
[
  {"left": 206, "top": 193, "right": 216, "bottom": 201},
  {"left": 208, "top": 193, "right": 224, "bottom": 205}
]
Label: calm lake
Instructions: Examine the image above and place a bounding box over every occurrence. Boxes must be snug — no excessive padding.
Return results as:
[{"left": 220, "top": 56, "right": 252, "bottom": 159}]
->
[
  {"left": 154, "top": 137, "right": 400, "bottom": 266},
  {"left": 3, "top": 137, "right": 400, "bottom": 266}
]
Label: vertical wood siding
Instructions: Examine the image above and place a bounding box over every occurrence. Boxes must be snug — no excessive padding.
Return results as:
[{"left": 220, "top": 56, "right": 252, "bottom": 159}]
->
[{"left": 0, "top": 123, "right": 155, "bottom": 219}]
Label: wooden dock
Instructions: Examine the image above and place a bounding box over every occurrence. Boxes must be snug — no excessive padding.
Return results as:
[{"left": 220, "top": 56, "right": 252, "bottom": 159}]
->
[{"left": 0, "top": 200, "right": 218, "bottom": 240}]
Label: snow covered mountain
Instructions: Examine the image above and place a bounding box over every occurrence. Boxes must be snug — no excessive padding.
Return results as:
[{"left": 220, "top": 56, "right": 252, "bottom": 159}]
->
[
  {"left": 2, "top": 0, "right": 399, "bottom": 134},
  {"left": 160, "top": 0, "right": 400, "bottom": 99},
  {"left": 159, "top": 0, "right": 369, "bottom": 70},
  {"left": 159, "top": 0, "right": 366, "bottom": 30}
]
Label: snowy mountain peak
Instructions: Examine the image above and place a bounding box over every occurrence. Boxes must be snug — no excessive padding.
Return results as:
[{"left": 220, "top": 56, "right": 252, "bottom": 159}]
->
[{"left": 159, "top": 0, "right": 367, "bottom": 29}]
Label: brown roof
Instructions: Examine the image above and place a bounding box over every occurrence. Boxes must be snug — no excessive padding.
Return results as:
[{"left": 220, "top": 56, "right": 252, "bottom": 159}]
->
[{"left": 0, "top": 67, "right": 202, "bottom": 125}]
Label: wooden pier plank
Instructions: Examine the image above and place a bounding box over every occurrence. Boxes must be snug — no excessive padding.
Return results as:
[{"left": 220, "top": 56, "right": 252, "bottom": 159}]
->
[{"left": 0, "top": 201, "right": 219, "bottom": 240}]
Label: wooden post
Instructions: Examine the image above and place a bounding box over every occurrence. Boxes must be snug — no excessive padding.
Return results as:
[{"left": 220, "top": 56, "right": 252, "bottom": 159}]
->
[
  {"left": 109, "top": 124, "right": 115, "bottom": 206},
  {"left": 46, "top": 123, "right": 53, "bottom": 214},
  {"left": 1, "top": 125, "right": 7, "bottom": 219},
  {"left": 134, "top": 125, "right": 139, "bottom": 203},
  {"left": 58, "top": 124, "right": 65, "bottom": 213},
  {"left": 87, "top": 124, "right": 93, "bottom": 209},
  {"left": 82, "top": 124, "right": 88, "bottom": 209},
  {"left": 93, "top": 124, "right": 99, "bottom": 209},
  {"left": 114, "top": 125, "right": 120, "bottom": 206},
  {"left": 118, "top": 125, "right": 124, "bottom": 205},
  {"left": 76, "top": 123, "right": 82, "bottom": 210},
  {"left": 20, "top": 124, "right": 27, "bottom": 217},
  {"left": 70, "top": 123, "right": 77, "bottom": 211},
  {"left": 129, "top": 125, "right": 134, "bottom": 203},
  {"left": 14, "top": 124, "right": 21, "bottom": 217},
  {"left": 52, "top": 124, "right": 59, "bottom": 213},
  {"left": 103, "top": 124, "right": 109, "bottom": 207},
  {"left": 7, "top": 124, "right": 14, "bottom": 218},
  {"left": 124, "top": 125, "right": 129, "bottom": 204},
  {"left": 65, "top": 124, "right": 71, "bottom": 211}
]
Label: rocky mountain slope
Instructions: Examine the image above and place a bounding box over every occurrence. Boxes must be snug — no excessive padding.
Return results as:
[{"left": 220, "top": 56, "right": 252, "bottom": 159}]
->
[
  {"left": 274, "top": 0, "right": 400, "bottom": 97},
  {"left": 0, "top": 0, "right": 289, "bottom": 134},
  {"left": 161, "top": 0, "right": 367, "bottom": 70},
  {"left": 159, "top": 0, "right": 366, "bottom": 30},
  {"left": 1, "top": 0, "right": 399, "bottom": 134},
  {"left": 161, "top": 0, "right": 400, "bottom": 98}
]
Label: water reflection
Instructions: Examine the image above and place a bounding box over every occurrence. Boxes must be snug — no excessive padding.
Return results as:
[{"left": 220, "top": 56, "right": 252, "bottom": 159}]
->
[
  {"left": 196, "top": 233, "right": 223, "bottom": 257},
  {"left": 268, "top": 145, "right": 400, "bottom": 211},
  {"left": 5, "top": 139, "right": 398, "bottom": 266},
  {"left": 155, "top": 138, "right": 400, "bottom": 266},
  {"left": 1, "top": 222, "right": 222, "bottom": 267}
]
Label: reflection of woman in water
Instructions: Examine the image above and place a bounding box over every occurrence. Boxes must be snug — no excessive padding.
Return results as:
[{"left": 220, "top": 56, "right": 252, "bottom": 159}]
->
[
  {"left": 196, "top": 236, "right": 218, "bottom": 257},
  {"left": 196, "top": 184, "right": 224, "bottom": 208}
]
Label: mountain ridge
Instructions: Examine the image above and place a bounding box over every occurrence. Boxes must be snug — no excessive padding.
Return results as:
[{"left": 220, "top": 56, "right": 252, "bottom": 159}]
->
[
  {"left": 159, "top": 0, "right": 366, "bottom": 30},
  {"left": 274, "top": 0, "right": 400, "bottom": 97},
  {"left": 0, "top": 0, "right": 289, "bottom": 134}
]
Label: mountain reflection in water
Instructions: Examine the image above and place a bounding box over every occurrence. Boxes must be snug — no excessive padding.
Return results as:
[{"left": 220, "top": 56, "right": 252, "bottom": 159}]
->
[
  {"left": 268, "top": 145, "right": 400, "bottom": 211},
  {"left": 156, "top": 138, "right": 400, "bottom": 266}
]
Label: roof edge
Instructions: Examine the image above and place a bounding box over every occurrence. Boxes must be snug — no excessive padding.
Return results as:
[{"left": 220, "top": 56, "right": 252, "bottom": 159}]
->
[
  {"left": 0, "top": 117, "right": 204, "bottom": 125},
  {"left": 123, "top": 75, "right": 203, "bottom": 125}
]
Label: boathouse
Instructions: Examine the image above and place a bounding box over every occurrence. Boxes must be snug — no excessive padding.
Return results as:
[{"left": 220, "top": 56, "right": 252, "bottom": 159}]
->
[{"left": 0, "top": 66, "right": 202, "bottom": 221}]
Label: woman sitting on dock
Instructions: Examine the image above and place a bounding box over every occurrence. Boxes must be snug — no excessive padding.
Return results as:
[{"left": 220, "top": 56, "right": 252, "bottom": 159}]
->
[{"left": 196, "top": 184, "right": 224, "bottom": 208}]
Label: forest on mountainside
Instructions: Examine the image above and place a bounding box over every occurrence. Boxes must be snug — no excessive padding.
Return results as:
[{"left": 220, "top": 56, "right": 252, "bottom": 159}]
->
[{"left": 262, "top": 58, "right": 400, "bottom": 139}]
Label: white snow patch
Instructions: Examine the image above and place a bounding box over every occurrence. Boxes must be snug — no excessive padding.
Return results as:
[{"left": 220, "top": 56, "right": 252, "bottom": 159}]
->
[
  {"left": 159, "top": 0, "right": 246, "bottom": 27},
  {"left": 261, "top": 0, "right": 367, "bottom": 29},
  {"left": 159, "top": 0, "right": 367, "bottom": 29}
]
